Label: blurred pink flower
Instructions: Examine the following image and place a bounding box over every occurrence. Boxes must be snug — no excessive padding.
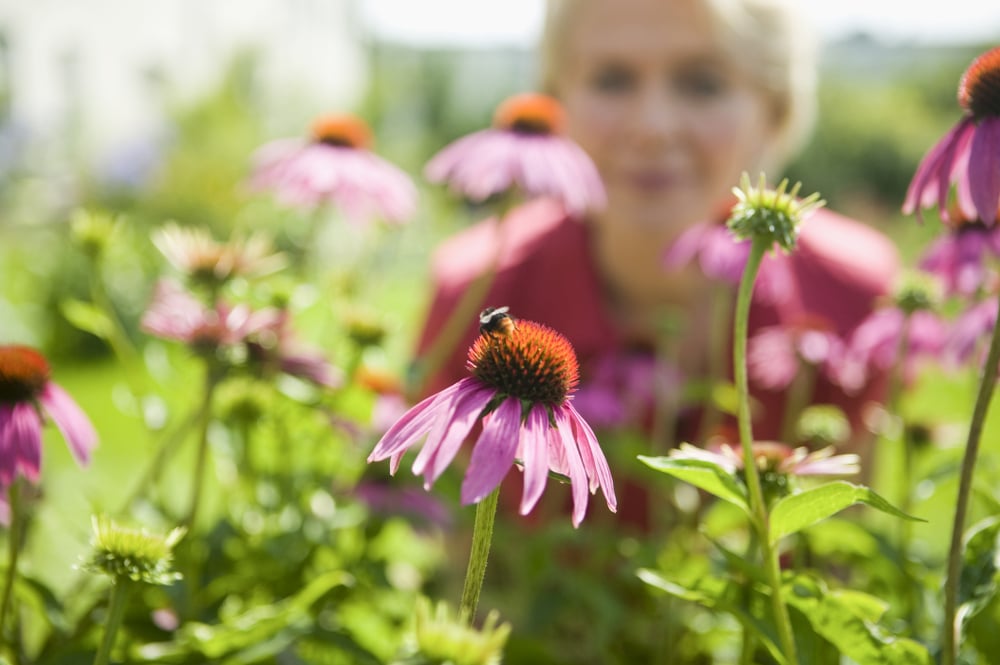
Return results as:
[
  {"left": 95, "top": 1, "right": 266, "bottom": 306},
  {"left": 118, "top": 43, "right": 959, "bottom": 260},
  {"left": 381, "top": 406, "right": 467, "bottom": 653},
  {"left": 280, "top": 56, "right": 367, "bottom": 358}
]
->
[
  {"left": 747, "top": 317, "right": 846, "bottom": 391},
  {"left": 903, "top": 47, "right": 1000, "bottom": 224},
  {"left": 919, "top": 218, "right": 1000, "bottom": 296},
  {"left": 0, "top": 345, "right": 97, "bottom": 487},
  {"left": 425, "top": 93, "right": 606, "bottom": 216},
  {"left": 573, "top": 351, "right": 682, "bottom": 430},
  {"left": 949, "top": 298, "right": 999, "bottom": 366},
  {"left": 663, "top": 220, "right": 794, "bottom": 304},
  {"left": 246, "top": 310, "right": 342, "bottom": 388},
  {"left": 250, "top": 114, "right": 417, "bottom": 225},
  {"left": 845, "top": 308, "right": 948, "bottom": 386},
  {"left": 140, "top": 279, "right": 278, "bottom": 353},
  {"left": 368, "top": 317, "right": 616, "bottom": 526},
  {"left": 671, "top": 440, "right": 860, "bottom": 478}
]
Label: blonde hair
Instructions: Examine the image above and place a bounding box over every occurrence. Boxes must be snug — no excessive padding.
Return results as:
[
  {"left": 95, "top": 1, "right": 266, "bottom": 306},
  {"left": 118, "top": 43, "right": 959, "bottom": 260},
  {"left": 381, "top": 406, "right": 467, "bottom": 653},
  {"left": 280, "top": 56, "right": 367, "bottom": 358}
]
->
[{"left": 540, "top": 0, "right": 818, "bottom": 170}]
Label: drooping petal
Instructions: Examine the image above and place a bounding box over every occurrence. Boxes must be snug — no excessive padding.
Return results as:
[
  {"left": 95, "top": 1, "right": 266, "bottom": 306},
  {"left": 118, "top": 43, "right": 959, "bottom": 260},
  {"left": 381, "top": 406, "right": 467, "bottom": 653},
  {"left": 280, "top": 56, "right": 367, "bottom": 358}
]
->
[
  {"left": 518, "top": 404, "right": 550, "bottom": 516},
  {"left": 967, "top": 117, "right": 1000, "bottom": 225},
  {"left": 6, "top": 402, "right": 42, "bottom": 482},
  {"left": 368, "top": 378, "right": 476, "bottom": 463},
  {"left": 413, "top": 382, "right": 494, "bottom": 488},
  {"left": 564, "top": 402, "right": 616, "bottom": 512},
  {"left": 460, "top": 397, "right": 522, "bottom": 505},
  {"left": 39, "top": 383, "right": 97, "bottom": 466},
  {"left": 552, "top": 406, "right": 592, "bottom": 526}
]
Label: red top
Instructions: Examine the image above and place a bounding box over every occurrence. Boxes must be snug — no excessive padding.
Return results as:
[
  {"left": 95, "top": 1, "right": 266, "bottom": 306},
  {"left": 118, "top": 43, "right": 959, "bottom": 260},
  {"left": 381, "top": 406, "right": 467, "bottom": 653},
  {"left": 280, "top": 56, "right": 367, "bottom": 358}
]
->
[{"left": 414, "top": 198, "right": 900, "bottom": 443}]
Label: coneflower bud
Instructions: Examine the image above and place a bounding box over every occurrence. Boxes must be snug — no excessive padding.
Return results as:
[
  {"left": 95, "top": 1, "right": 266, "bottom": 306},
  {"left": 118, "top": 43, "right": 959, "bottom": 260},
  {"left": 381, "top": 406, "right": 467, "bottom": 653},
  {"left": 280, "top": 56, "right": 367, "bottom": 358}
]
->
[
  {"left": 727, "top": 172, "right": 824, "bottom": 253},
  {"left": 84, "top": 516, "right": 184, "bottom": 586}
]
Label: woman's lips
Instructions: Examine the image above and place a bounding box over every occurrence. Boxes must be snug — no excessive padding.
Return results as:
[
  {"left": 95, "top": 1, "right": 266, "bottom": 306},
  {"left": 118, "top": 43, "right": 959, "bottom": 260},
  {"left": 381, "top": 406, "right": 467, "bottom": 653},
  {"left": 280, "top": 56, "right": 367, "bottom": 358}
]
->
[{"left": 624, "top": 169, "right": 683, "bottom": 192}]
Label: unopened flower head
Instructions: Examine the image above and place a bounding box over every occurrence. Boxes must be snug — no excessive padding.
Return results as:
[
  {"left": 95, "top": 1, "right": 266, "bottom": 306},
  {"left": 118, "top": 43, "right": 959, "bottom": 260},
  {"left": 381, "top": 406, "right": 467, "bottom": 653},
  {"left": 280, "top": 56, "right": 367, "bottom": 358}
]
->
[
  {"left": 424, "top": 92, "right": 606, "bottom": 215},
  {"left": 0, "top": 345, "right": 97, "bottom": 486},
  {"left": 250, "top": 113, "right": 417, "bottom": 225},
  {"left": 152, "top": 223, "right": 286, "bottom": 288},
  {"left": 795, "top": 405, "right": 851, "bottom": 448},
  {"left": 404, "top": 597, "right": 510, "bottom": 665},
  {"left": 85, "top": 516, "right": 184, "bottom": 585},
  {"left": 891, "top": 270, "right": 942, "bottom": 315},
  {"left": 904, "top": 46, "right": 1000, "bottom": 224},
  {"left": 70, "top": 209, "right": 121, "bottom": 259},
  {"left": 368, "top": 309, "right": 616, "bottom": 526},
  {"left": 727, "top": 173, "right": 824, "bottom": 252}
]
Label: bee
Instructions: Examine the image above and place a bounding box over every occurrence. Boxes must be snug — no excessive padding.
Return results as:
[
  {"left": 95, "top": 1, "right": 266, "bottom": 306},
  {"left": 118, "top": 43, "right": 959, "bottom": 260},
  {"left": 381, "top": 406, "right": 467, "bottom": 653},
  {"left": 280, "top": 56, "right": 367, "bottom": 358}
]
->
[{"left": 479, "top": 306, "right": 516, "bottom": 337}]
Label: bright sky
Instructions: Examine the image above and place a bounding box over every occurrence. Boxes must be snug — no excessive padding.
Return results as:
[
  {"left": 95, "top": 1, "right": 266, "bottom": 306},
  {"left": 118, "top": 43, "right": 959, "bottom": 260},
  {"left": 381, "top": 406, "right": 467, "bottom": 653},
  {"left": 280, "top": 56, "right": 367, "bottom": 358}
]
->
[{"left": 360, "top": 0, "right": 1000, "bottom": 47}]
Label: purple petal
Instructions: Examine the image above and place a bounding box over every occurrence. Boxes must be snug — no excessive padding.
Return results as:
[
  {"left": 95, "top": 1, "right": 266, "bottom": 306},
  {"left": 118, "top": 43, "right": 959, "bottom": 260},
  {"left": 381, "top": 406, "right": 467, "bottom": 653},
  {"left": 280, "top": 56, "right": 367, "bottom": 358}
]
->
[
  {"left": 3, "top": 402, "right": 42, "bottom": 482},
  {"left": 413, "top": 382, "right": 493, "bottom": 488},
  {"left": 368, "top": 378, "right": 476, "bottom": 463},
  {"left": 552, "top": 407, "right": 591, "bottom": 526},
  {"left": 968, "top": 117, "right": 1000, "bottom": 225},
  {"left": 39, "top": 383, "right": 97, "bottom": 467},
  {"left": 565, "top": 403, "right": 617, "bottom": 512},
  {"left": 519, "top": 405, "right": 550, "bottom": 516},
  {"left": 460, "top": 397, "right": 522, "bottom": 505}
]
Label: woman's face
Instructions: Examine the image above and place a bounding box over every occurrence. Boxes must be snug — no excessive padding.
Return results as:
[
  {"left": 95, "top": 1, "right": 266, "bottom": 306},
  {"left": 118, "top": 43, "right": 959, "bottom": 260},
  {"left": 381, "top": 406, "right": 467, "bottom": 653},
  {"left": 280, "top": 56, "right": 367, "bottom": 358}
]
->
[{"left": 553, "top": 0, "right": 780, "bottom": 234}]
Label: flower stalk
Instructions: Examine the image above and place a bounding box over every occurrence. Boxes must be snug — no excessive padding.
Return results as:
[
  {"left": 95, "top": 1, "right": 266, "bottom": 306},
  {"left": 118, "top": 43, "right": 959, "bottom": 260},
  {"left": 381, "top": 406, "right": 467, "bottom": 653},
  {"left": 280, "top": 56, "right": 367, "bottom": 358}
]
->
[
  {"left": 734, "top": 237, "right": 799, "bottom": 665},
  {"left": 459, "top": 487, "right": 500, "bottom": 623},
  {"left": 183, "top": 365, "right": 221, "bottom": 529},
  {"left": 92, "top": 580, "right": 131, "bottom": 665},
  {"left": 942, "top": 287, "right": 1000, "bottom": 665},
  {"left": 0, "top": 481, "right": 21, "bottom": 642}
]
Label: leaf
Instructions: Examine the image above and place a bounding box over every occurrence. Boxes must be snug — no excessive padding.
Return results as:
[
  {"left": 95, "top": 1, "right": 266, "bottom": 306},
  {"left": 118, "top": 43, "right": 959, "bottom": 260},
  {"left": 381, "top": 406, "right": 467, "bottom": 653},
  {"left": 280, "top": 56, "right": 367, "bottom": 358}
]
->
[
  {"left": 60, "top": 298, "right": 113, "bottom": 339},
  {"left": 959, "top": 516, "right": 1000, "bottom": 621},
  {"left": 785, "top": 580, "right": 932, "bottom": 665},
  {"left": 638, "top": 455, "right": 750, "bottom": 515},
  {"left": 769, "top": 481, "right": 924, "bottom": 545}
]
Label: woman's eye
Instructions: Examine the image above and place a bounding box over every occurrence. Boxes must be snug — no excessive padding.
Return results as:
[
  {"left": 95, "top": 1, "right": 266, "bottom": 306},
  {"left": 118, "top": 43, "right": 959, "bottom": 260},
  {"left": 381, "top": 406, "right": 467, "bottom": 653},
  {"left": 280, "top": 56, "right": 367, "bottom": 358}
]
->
[
  {"left": 590, "top": 65, "right": 635, "bottom": 93},
  {"left": 675, "top": 69, "right": 728, "bottom": 98}
]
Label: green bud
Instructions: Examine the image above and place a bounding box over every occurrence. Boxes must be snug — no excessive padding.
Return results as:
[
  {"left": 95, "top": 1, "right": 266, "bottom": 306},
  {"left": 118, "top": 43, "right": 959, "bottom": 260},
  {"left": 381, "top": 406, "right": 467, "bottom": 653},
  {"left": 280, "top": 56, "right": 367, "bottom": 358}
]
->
[
  {"left": 726, "top": 172, "right": 825, "bottom": 252},
  {"left": 892, "top": 270, "right": 941, "bottom": 315},
  {"left": 400, "top": 597, "right": 511, "bottom": 665},
  {"left": 795, "top": 404, "right": 851, "bottom": 447},
  {"left": 84, "top": 516, "right": 185, "bottom": 586}
]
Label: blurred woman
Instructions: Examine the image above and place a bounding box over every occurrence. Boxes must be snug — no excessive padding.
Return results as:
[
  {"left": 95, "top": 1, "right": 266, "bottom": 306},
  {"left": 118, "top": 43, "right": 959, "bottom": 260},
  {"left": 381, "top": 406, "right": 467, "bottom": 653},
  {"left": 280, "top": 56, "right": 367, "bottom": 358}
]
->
[{"left": 414, "top": 0, "right": 898, "bottom": 448}]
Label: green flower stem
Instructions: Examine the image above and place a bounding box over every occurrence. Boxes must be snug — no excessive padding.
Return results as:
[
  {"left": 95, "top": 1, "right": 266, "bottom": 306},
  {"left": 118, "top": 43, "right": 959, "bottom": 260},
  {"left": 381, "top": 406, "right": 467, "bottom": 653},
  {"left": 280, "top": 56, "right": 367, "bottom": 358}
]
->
[
  {"left": 92, "top": 580, "right": 131, "bottom": 665},
  {"left": 459, "top": 487, "right": 500, "bottom": 624},
  {"left": 183, "top": 365, "right": 220, "bottom": 529},
  {"left": 0, "top": 482, "right": 21, "bottom": 642},
  {"left": 734, "top": 238, "right": 798, "bottom": 665},
  {"left": 779, "top": 362, "right": 816, "bottom": 445},
  {"left": 89, "top": 268, "right": 147, "bottom": 405},
  {"left": 942, "top": 288, "right": 1000, "bottom": 665}
]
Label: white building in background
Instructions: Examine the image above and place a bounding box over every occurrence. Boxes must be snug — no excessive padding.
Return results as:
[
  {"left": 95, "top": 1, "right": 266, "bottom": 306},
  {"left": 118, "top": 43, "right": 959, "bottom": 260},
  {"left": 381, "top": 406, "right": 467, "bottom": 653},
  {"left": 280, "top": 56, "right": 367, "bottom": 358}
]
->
[{"left": 0, "top": 0, "right": 368, "bottom": 171}]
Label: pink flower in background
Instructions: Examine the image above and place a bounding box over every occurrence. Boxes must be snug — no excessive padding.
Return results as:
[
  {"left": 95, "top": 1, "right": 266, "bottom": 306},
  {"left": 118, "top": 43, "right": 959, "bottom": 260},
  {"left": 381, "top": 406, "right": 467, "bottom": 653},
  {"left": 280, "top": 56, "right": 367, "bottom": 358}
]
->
[
  {"left": 903, "top": 47, "right": 1000, "bottom": 224},
  {"left": 0, "top": 345, "right": 97, "bottom": 487},
  {"left": 425, "top": 93, "right": 606, "bottom": 215},
  {"left": 845, "top": 308, "right": 948, "bottom": 385},
  {"left": 949, "top": 298, "right": 999, "bottom": 366},
  {"left": 662, "top": 220, "right": 794, "bottom": 305},
  {"left": 246, "top": 310, "right": 342, "bottom": 388},
  {"left": 250, "top": 113, "right": 418, "bottom": 225},
  {"left": 919, "top": 217, "right": 1000, "bottom": 296},
  {"left": 572, "top": 351, "right": 682, "bottom": 430},
  {"left": 141, "top": 279, "right": 279, "bottom": 353},
  {"left": 671, "top": 441, "right": 860, "bottom": 478},
  {"left": 747, "top": 317, "right": 846, "bottom": 391},
  {"left": 368, "top": 315, "right": 616, "bottom": 526}
]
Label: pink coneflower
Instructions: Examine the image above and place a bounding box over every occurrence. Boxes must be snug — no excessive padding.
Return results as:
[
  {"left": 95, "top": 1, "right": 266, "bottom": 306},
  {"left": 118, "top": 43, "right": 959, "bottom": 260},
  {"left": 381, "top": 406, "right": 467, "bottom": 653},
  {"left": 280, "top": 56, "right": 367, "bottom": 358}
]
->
[
  {"left": 424, "top": 93, "right": 606, "bottom": 216},
  {"left": 903, "top": 47, "right": 1000, "bottom": 224},
  {"left": 845, "top": 308, "right": 948, "bottom": 385},
  {"left": 246, "top": 309, "right": 341, "bottom": 388},
  {"left": 671, "top": 440, "right": 860, "bottom": 479},
  {"left": 152, "top": 223, "right": 286, "bottom": 285},
  {"left": 367, "top": 314, "right": 616, "bottom": 526},
  {"left": 919, "top": 215, "right": 1000, "bottom": 296},
  {"left": 250, "top": 113, "right": 418, "bottom": 225},
  {"left": 948, "top": 297, "right": 999, "bottom": 366},
  {"left": 662, "top": 220, "right": 794, "bottom": 305},
  {"left": 0, "top": 345, "right": 97, "bottom": 487},
  {"left": 140, "top": 279, "right": 279, "bottom": 355},
  {"left": 747, "top": 316, "right": 846, "bottom": 391}
]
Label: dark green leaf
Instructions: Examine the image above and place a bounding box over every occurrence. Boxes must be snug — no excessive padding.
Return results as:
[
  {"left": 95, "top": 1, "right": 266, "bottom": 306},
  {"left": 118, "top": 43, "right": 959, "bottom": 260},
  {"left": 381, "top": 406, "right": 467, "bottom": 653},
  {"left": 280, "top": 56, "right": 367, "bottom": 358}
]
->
[{"left": 60, "top": 298, "right": 113, "bottom": 339}]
